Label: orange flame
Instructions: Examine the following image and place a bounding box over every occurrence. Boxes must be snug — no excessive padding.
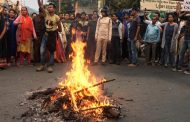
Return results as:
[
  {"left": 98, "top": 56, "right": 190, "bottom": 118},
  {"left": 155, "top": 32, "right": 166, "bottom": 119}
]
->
[{"left": 59, "top": 40, "right": 111, "bottom": 115}]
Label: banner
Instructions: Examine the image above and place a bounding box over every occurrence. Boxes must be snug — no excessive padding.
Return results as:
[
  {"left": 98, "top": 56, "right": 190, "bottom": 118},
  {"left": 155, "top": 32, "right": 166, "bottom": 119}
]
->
[
  {"left": 183, "top": 0, "right": 190, "bottom": 11},
  {"left": 140, "top": 0, "right": 183, "bottom": 11}
]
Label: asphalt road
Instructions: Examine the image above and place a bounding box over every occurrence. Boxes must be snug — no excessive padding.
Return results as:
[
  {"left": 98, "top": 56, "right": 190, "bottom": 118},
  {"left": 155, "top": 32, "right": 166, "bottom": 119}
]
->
[{"left": 0, "top": 62, "right": 190, "bottom": 122}]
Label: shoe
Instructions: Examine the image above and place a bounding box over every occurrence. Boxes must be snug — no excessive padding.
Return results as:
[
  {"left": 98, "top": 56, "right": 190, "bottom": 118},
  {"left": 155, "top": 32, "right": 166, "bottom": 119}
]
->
[
  {"left": 101, "top": 62, "right": 106, "bottom": 66},
  {"left": 47, "top": 66, "right": 53, "bottom": 73},
  {"left": 184, "top": 70, "right": 190, "bottom": 75},
  {"left": 155, "top": 60, "right": 159, "bottom": 63},
  {"left": 128, "top": 64, "right": 137, "bottom": 67},
  {"left": 172, "top": 68, "right": 177, "bottom": 72},
  {"left": 177, "top": 68, "right": 183, "bottom": 72},
  {"left": 91, "top": 62, "right": 98, "bottom": 66},
  {"left": 164, "top": 64, "right": 168, "bottom": 68},
  {"left": 36, "top": 65, "right": 44, "bottom": 72}
]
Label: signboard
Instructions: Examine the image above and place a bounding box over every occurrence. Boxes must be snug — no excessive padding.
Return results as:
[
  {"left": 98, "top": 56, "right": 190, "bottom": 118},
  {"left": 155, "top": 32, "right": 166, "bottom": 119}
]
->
[
  {"left": 141, "top": 0, "right": 183, "bottom": 11},
  {"left": 0, "top": 0, "right": 5, "bottom": 4},
  {"left": 183, "top": 0, "right": 190, "bottom": 11}
]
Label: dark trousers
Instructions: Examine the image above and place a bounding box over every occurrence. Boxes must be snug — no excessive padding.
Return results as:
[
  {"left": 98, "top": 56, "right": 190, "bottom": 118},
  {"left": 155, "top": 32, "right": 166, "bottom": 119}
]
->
[
  {"left": 144, "top": 43, "right": 157, "bottom": 63},
  {"left": 111, "top": 36, "right": 121, "bottom": 63},
  {"left": 86, "top": 37, "right": 96, "bottom": 62},
  {"left": 155, "top": 42, "right": 162, "bottom": 61},
  {"left": 122, "top": 37, "right": 129, "bottom": 59},
  {"left": 33, "top": 34, "right": 43, "bottom": 63},
  {"left": 65, "top": 34, "right": 71, "bottom": 60},
  {"left": 177, "top": 40, "right": 190, "bottom": 70},
  {"left": 161, "top": 42, "right": 175, "bottom": 67}
]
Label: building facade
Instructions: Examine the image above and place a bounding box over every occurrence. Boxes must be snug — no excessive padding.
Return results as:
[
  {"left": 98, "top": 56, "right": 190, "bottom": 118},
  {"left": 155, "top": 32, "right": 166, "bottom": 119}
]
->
[{"left": 76, "top": 0, "right": 106, "bottom": 14}]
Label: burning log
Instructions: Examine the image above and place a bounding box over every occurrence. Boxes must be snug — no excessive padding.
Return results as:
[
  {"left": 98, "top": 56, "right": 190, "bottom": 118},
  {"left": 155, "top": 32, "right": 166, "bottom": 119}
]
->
[
  {"left": 28, "top": 87, "right": 62, "bottom": 100},
  {"left": 79, "top": 105, "right": 121, "bottom": 118},
  {"left": 75, "top": 79, "right": 116, "bottom": 94}
]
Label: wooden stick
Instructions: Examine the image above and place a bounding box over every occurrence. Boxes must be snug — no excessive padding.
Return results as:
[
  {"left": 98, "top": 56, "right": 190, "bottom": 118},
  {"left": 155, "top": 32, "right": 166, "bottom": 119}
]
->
[
  {"left": 79, "top": 106, "right": 117, "bottom": 112},
  {"left": 75, "top": 79, "right": 116, "bottom": 94}
]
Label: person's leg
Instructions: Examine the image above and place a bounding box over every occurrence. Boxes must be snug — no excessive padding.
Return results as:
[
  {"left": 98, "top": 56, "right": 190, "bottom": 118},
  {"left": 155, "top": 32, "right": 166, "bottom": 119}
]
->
[
  {"left": 184, "top": 40, "right": 190, "bottom": 74},
  {"left": 178, "top": 40, "right": 188, "bottom": 69},
  {"left": 94, "top": 39, "right": 102, "bottom": 63},
  {"left": 106, "top": 40, "right": 112, "bottom": 63},
  {"left": 34, "top": 35, "right": 42, "bottom": 63},
  {"left": 127, "top": 41, "right": 132, "bottom": 63},
  {"left": 122, "top": 38, "right": 128, "bottom": 59},
  {"left": 20, "top": 52, "right": 24, "bottom": 65},
  {"left": 164, "top": 43, "right": 170, "bottom": 66},
  {"left": 155, "top": 42, "right": 161, "bottom": 62},
  {"left": 116, "top": 37, "right": 121, "bottom": 64},
  {"left": 144, "top": 43, "right": 151, "bottom": 64},
  {"left": 131, "top": 40, "right": 138, "bottom": 64},
  {"left": 65, "top": 35, "right": 71, "bottom": 60},
  {"left": 40, "top": 35, "right": 48, "bottom": 65},
  {"left": 37, "top": 35, "right": 47, "bottom": 71},
  {"left": 152, "top": 43, "right": 157, "bottom": 63},
  {"left": 110, "top": 37, "right": 116, "bottom": 63},
  {"left": 48, "top": 52, "right": 55, "bottom": 66},
  {"left": 27, "top": 53, "right": 31, "bottom": 65},
  {"left": 102, "top": 39, "right": 108, "bottom": 63}
]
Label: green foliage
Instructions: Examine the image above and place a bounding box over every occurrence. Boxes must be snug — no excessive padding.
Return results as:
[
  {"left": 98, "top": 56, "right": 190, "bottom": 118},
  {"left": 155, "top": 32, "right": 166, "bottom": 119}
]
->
[
  {"left": 48, "top": 0, "right": 75, "bottom": 13},
  {"left": 107, "top": 0, "right": 140, "bottom": 10}
]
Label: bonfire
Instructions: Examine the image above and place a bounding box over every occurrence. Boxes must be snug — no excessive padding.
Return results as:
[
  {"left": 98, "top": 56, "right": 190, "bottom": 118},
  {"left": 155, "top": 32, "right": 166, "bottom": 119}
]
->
[{"left": 21, "top": 40, "right": 121, "bottom": 121}]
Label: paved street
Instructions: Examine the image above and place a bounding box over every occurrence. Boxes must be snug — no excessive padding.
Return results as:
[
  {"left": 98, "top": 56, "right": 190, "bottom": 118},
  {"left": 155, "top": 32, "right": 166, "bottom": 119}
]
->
[{"left": 0, "top": 62, "right": 190, "bottom": 122}]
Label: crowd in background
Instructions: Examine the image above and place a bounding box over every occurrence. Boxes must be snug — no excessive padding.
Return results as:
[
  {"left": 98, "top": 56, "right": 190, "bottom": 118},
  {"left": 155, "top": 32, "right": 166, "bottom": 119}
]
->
[{"left": 0, "top": 1, "right": 190, "bottom": 75}]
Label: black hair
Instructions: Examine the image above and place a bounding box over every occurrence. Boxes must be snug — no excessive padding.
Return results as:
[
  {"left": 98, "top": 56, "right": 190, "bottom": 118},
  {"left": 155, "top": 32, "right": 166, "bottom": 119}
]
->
[
  {"left": 111, "top": 13, "right": 118, "bottom": 17},
  {"left": 101, "top": 9, "right": 108, "bottom": 17},
  {"left": 167, "top": 13, "right": 174, "bottom": 18},
  {"left": 48, "top": 3, "right": 56, "bottom": 8},
  {"left": 76, "top": 13, "right": 81, "bottom": 19},
  {"left": 65, "top": 12, "right": 70, "bottom": 15},
  {"left": 155, "top": 11, "right": 160, "bottom": 17},
  {"left": 21, "top": 6, "right": 28, "bottom": 12},
  {"left": 32, "top": 12, "right": 37, "bottom": 16},
  {"left": 166, "top": 13, "right": 175, "bottom": 22},
  {"left": 132, "top": 7, "right": 139, "bottom": 12},
  {"left": 93, "top": 11, "right": 97, "bottom": 14},
  {"left": 81, "top": 12, "right": 86, "bottom": 16},
  {"left": 9, "top": 9, "right": 16, "bottom": 14}
]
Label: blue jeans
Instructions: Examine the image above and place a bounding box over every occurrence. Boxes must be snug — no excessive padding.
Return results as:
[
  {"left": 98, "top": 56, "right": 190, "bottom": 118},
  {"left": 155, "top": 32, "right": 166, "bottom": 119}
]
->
[
  {"left": 161, "top": 42, "right": 175, "bottom": 67},
  {"left": 127, "top": 40, "right": 138, "bottom": 64},
  {"left": 177, "top": 40, "right": 190, "bottom": 70},
  {"left": 40, "top": 34, "right": 54, "bottom": 66}
]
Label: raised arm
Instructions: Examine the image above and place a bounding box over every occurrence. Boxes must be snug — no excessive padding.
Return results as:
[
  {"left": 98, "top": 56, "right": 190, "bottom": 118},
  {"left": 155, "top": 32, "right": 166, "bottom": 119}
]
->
[
  {"left": 38, "top": 0, "right": 43, "bottom": 8},
  {"left": 0, "top": 5, "right": 3, "bottom": 13}
]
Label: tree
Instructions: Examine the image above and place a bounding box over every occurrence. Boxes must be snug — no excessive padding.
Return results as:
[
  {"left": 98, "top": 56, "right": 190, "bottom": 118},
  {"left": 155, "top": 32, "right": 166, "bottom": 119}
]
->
[
  {"left": 106, "top": 0, "right": 140, "bottom": 11},
  {"left": 48, "top": 0, "right": 75, "bottom": 13}
]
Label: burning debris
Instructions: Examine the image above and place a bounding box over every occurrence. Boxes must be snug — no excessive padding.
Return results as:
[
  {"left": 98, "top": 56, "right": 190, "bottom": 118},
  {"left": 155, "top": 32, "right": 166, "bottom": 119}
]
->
[{"left": 20, "top": 41, "right": 122, "bottom": 121}]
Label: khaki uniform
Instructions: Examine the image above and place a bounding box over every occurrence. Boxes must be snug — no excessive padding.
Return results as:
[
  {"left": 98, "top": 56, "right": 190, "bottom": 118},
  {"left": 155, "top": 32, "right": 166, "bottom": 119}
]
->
[{"left": 94, "top": 17, "right": 112, "bottom": 63}]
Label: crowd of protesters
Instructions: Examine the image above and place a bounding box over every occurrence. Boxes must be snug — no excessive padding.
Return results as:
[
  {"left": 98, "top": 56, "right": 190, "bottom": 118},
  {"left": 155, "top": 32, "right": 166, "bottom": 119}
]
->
[{"left": 0, "top": 1, "right": 190, "bottom": 75}]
